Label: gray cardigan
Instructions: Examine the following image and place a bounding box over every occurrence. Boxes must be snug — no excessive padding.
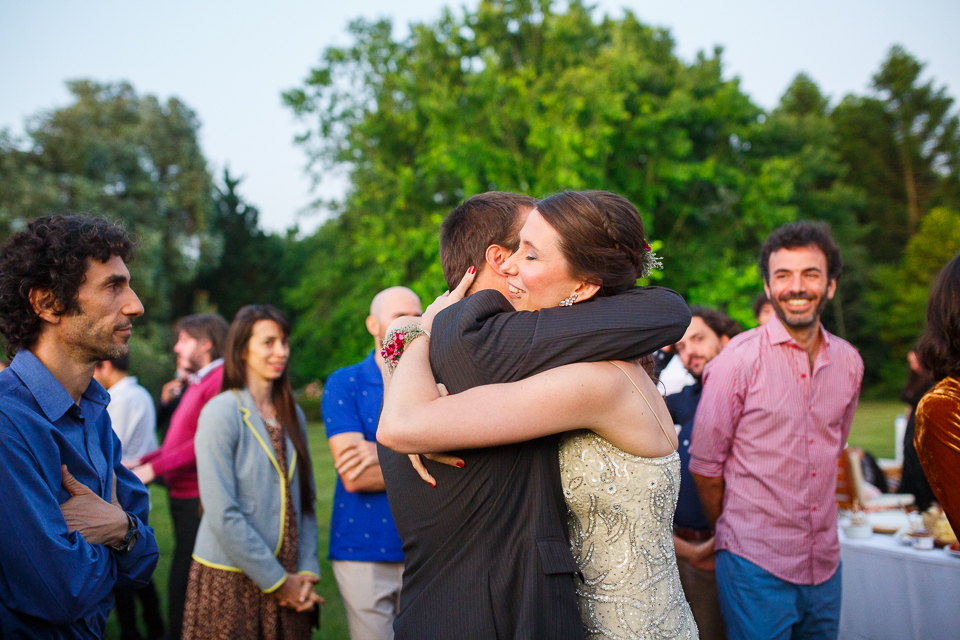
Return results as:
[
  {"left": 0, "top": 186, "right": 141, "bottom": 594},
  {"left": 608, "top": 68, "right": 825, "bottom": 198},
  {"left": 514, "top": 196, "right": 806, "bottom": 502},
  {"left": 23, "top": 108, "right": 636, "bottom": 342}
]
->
[{"left": 192, "top": 389, "right": 320, "bottom": 592}]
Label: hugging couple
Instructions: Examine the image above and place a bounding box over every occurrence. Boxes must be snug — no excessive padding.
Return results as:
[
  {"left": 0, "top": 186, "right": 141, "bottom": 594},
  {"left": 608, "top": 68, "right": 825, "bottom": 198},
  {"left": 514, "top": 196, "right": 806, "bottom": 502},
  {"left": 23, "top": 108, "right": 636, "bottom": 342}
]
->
[{"left": 376, "top": 190, "right": 697, "bottom": 639}]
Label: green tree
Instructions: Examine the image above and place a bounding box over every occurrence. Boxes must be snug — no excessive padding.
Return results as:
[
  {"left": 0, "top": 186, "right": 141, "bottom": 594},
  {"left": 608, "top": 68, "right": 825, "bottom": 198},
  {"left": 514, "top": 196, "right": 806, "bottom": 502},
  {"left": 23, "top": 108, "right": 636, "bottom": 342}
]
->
[
  {"left": 0, "top": 80, "right": 218, "bottom": 325},
  {"left": 188, "top": 168, "right": 301, "bottom": 322},
  {"left": 866, "top": 207, "right": 960, "bottom": 393},
  {"left": 283, "top": 0, "right": 792, "bottom": 379},
  {"left": 832, "top": 46, "right": 960, "bottom": 262}
]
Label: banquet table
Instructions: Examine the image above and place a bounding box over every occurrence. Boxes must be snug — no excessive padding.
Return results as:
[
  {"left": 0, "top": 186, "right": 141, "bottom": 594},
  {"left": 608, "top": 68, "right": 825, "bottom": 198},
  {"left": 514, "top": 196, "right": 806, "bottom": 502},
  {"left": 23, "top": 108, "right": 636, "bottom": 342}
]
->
[{"left": 839, "top": 530, "right": 960, "bottom": 640}]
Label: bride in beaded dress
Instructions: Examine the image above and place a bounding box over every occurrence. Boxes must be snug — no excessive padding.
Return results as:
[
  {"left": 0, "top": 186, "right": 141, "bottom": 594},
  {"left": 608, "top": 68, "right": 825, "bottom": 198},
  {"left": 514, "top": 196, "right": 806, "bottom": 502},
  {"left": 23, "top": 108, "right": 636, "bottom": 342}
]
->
[{"left": 379, "top": 190, "right": 697, "bottom": 639}]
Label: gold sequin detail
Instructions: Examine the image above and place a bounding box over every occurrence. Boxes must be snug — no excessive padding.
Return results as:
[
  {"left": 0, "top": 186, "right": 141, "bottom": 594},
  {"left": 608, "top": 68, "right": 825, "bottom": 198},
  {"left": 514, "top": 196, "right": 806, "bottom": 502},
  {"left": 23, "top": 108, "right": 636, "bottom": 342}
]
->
[{"left": 560, "top": 431, "right": 698, "bottom": 640}]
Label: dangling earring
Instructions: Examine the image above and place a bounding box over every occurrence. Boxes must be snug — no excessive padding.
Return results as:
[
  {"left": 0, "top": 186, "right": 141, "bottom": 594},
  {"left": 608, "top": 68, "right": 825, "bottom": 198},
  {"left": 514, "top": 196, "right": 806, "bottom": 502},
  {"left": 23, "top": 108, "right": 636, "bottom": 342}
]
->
[{"left": 559, "top": 293, "right": 578, "bottom": 307}]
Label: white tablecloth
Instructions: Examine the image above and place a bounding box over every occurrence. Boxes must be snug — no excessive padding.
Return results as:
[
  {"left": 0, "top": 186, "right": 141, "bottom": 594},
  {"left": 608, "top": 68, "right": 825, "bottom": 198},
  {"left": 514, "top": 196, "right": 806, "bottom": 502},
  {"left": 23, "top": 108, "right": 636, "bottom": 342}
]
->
[{"left": 839, "top": 531, "right": 960, "bottom": 640}]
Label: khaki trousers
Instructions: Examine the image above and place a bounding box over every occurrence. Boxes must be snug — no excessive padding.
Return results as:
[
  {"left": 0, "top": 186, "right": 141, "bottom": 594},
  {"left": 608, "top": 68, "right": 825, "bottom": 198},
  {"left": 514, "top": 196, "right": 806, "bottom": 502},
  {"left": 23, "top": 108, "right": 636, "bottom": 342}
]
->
[
  {"left": 332, "top": 560, "right": 404, "bottom": 640},
  {"left": 677, "top": 556, "right": 727, "bottom": 640}
]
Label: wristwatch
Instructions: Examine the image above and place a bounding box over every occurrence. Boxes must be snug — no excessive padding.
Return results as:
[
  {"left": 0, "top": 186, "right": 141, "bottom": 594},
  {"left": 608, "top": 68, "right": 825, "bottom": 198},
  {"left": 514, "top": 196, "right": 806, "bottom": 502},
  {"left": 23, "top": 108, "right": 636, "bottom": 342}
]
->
[{"left": 111, "top": 513, "right": 139, "bottom": 555}]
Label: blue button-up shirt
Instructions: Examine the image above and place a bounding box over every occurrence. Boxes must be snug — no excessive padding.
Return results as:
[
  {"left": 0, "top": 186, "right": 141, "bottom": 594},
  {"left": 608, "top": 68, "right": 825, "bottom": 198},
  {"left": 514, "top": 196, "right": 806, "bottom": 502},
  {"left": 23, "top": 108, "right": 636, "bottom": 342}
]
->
[
  {"left": 321, "top": 351, "right": 403, "bottom": 563},
  {"left": 665, "top": 381, "right": 710, "bottom": 531},
  {"left": 0, "top": 351, "right": 159, "bottom": 639}
]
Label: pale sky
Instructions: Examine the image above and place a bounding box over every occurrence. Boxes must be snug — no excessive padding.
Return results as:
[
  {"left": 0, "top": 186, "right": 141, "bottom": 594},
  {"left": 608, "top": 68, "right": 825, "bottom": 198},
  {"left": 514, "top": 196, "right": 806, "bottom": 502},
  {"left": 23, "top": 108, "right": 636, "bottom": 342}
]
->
[{"left": 2, "top": 1, "right": 958, "bottom": 234}]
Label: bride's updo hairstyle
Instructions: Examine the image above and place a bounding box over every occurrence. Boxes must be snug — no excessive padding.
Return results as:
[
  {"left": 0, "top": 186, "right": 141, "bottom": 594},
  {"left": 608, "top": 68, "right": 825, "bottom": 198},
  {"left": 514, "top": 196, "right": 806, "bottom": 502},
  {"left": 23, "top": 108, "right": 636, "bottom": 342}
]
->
[{"left": 535, "top": 190, "right": 648, "bottom": 297}]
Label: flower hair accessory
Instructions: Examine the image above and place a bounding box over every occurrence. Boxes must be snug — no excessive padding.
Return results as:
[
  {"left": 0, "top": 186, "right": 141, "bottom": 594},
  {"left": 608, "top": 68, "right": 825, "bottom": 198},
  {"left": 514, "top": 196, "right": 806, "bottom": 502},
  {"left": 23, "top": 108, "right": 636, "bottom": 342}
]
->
[
  {"left": 640, "top": 243, "right": 663, "bottom": 278},
  {"left": 381, "top": 323, "right": 430, "bottom": 374}
]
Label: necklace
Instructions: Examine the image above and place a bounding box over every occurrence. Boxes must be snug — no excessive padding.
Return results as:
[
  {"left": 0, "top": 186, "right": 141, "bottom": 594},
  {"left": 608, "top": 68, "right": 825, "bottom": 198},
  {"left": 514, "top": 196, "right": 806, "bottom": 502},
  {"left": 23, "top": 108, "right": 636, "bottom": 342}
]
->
[{"left": 257, "top": 404, "right": 278, "bottom": 428}]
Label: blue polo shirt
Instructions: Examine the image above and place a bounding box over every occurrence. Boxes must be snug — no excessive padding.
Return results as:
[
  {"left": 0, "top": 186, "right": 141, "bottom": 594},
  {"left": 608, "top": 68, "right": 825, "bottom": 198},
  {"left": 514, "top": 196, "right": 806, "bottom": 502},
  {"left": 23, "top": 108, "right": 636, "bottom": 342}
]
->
[
  {"left": 322, "top": 351, "right": 403, "bottom": 563},
  {"left": 0, "top": 350, "right": 159, "bottom": 639},
  {"left": 665, "top": 381, "right": 711, "bottom": 531}
]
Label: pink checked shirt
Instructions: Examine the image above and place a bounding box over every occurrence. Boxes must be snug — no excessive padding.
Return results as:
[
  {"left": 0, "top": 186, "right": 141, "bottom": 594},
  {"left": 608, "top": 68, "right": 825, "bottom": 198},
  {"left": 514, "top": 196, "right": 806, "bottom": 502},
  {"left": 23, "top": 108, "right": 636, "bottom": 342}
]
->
[{"left": 689, "top": 316, "right": 863, "bottom": 585}]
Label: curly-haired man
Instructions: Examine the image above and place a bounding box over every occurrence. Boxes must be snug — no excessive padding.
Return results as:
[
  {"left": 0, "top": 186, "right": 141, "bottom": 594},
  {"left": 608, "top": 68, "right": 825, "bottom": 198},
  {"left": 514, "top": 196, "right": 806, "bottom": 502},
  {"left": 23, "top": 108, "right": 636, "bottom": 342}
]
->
[{"left": 0, "top": 215, "right": 159, "bottom": 639}]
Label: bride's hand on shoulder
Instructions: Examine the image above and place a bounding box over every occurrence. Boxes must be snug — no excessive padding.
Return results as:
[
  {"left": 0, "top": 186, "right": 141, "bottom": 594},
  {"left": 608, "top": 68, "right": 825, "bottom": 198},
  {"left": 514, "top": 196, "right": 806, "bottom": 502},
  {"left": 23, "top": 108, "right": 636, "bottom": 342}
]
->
[{"left": 421, "top": 267, "right": 476, "bottom": 333}]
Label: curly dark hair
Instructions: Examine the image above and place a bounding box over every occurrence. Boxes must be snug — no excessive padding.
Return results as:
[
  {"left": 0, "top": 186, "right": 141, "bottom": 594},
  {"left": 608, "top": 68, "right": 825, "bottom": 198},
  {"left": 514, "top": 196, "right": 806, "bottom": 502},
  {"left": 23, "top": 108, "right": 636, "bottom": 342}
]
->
[
  {"left": 758, "top": 221, "right": 843, "bottom": 284},
  {"left": 917, "top": 254, "right": 960, "bottom": 381},
  {"left": 0, "top": 215, "right": 134, "bottom": 358}
]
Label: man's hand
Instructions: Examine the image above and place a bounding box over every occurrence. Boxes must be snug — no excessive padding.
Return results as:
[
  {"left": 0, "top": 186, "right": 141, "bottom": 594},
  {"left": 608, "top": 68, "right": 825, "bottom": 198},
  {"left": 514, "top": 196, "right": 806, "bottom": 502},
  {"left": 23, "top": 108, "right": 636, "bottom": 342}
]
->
[
  {"left": 274, "top": 573, "right": 325, "bottom": 612},
  {"left": 132, "top": 462, "right": 156, "bottom": 485},
  {"left": 60, "top": 466, "right": 129, "bottom": 547},
  {"left": 160, "top": 378, "right": 185, "bottom": 404},
  {"left": 335, "top": 440, "right": 380, "bottom": 482},
  {"left": 688, "top": 537, "right": 716, "bottom": 571}
]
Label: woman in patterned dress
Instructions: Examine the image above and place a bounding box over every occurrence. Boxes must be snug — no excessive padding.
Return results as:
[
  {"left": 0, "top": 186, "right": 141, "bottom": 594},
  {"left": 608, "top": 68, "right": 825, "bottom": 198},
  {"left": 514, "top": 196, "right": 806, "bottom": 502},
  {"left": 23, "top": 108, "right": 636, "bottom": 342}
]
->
[
  {"left": 380, "top": 191, "right": 698, "bottom": 639},
  {"left": 182, "top": 305, "right": 322, "bottom": 640}
]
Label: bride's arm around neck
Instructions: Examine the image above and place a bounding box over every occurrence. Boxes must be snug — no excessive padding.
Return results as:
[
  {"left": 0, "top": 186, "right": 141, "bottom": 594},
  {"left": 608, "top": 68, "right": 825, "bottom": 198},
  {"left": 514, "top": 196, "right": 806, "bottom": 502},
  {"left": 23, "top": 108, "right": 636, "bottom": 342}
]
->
[{"left": 378, "top": 343, "right": 672, "bottom": 457}]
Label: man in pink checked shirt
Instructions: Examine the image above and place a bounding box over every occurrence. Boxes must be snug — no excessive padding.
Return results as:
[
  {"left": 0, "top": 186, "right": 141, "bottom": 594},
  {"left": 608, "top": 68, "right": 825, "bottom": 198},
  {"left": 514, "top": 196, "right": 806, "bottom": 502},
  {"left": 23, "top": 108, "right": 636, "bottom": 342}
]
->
[
  {"left": 128, "top": 313, "right": 229, "bottom": 640},
  {"left": 690, "top": 221, "right": 863, "bottom": 640}
]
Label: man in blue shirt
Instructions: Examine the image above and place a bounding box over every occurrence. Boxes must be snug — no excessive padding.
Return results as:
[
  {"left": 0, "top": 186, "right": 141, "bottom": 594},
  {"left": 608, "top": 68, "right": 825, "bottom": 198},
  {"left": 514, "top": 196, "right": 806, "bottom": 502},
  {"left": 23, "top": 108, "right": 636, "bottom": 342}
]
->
[
  {"left": 323, "top": 286, "right": 422, "bottom": 640},
  {"left": 0, "top": 215, "right": 159, "bottom": 639},
  {"left": 667, "top": 306, "right": 740, "bottom": 640}
]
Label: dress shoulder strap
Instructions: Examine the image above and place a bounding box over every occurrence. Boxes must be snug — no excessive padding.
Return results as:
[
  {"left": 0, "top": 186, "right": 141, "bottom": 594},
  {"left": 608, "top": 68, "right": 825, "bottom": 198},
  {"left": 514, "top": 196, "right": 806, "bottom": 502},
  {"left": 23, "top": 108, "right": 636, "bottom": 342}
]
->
[{"left": 607, "top": 361, "right": 676, "bottom": 451}]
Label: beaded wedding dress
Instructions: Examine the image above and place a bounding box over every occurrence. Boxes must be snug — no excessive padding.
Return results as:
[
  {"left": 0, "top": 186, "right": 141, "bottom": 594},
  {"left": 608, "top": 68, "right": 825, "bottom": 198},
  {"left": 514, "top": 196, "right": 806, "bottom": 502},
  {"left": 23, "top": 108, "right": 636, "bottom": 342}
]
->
[{"left": 559, "top": 366, "right": 698, "bottom": 639}]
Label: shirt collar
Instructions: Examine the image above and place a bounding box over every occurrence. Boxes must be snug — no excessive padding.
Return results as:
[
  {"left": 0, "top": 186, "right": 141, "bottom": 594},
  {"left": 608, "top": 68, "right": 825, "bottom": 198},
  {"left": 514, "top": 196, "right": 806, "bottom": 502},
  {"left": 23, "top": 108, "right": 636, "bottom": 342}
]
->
[
  {"left": 10, "top": 350, "right": 108, "bottom": 423},
  {"left": 189, "top": 358, "right": 224, "bottom": 385},
  {"left": 763, "top": 314, "right": 830, "bottom": 346},
  {"left": 108, "top": 375, "right": 138, "bottom": 393},
  {"left": 359, "top": 350, "right": 383, "bottom": 385}
]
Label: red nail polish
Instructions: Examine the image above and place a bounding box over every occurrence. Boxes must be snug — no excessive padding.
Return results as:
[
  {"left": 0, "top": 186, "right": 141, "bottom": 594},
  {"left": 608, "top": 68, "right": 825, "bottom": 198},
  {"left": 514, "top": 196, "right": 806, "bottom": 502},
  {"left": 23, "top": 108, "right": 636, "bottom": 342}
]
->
[
  {"left": 468, "top": 265, "right": 476, "bottom": 274},
  {"left": 430, "top": 480, "right": 436, "bottom": 487},
  {"left": 456, "top": 461, "right": 464, "bottom": 468}
]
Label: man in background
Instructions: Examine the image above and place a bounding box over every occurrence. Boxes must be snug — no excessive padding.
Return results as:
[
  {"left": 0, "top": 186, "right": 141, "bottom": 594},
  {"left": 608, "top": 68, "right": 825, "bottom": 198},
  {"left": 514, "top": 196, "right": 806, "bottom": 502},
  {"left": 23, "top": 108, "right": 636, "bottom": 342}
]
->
[
  {"left": 668, "top": 306, "right": 741, "bottom": 640},
  {"left": 95, "top": 355, "right": 163, "bottom": 640},
  {"left": 130, "top": 314, "right": 228, "bottom": 640},
  {"left": 752, "top": 292, "right": 775, "bottom": 326},
  {"left": 691, "top": 222, "right": 863, "bottom": 640},
  {"left": 324, "top": 286, "right": 423, "bottom": 640}
]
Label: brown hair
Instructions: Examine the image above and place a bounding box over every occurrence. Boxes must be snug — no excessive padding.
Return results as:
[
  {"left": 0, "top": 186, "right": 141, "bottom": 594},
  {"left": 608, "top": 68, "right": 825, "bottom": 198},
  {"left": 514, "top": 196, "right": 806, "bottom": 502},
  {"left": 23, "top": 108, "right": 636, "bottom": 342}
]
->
[
  {"left": 751, "top": 292, "right": 772, "bottom": 319},
  {"left": 758, "top": 221, "right": 843, "bottom": 284},
  {"left": 917, "top": 254, "right": 960, "bottom": 381},
  {"left": 221, "top": 305, "right": 314, "bottom": 513},
  {"left": 689, "top": 306, "right": 742, "bottom": 340},
  {"left": 536, "top": 190, "right": 657, "bottom": 378},
  {"left": 439, "top": 192, "right": 537, "bottom": 290},
  {"left": 535, "top": 190, "right": 648, "bottom": 297},
  {"left": 176, "top": 314, "right": 229, "bottom": 360}
]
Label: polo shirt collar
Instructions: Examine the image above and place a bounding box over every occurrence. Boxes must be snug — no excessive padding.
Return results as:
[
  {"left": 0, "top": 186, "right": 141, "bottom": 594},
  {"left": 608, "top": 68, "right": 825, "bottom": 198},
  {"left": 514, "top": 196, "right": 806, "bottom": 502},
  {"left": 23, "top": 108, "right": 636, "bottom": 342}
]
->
[
  {"left": 10, "top": 350, "right": 108, "bottom": 423},
  {"left": 359, "top": 350, "right": 382, "bottom": 386},
  {"left": 189, "top": 358, "right": 224, "bottom": 385}
]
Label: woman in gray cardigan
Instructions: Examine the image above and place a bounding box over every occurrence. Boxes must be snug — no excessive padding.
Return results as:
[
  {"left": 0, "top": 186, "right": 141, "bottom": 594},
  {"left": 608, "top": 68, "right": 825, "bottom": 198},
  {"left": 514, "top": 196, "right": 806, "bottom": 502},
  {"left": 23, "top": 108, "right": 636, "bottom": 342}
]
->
[{"left": 182, "top": 305, "right": 322, "bottom": 640}]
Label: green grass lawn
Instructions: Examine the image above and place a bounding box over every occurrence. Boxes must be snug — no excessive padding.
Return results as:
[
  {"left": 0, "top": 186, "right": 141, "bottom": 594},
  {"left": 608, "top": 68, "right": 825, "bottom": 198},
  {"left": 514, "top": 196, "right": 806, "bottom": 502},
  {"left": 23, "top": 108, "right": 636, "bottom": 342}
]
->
[
  {"left": 107, "top": 401, "right": 907, "bottom": 639},
  {"left": 847, "top": 400, "right": 906, "bottom": 460}
]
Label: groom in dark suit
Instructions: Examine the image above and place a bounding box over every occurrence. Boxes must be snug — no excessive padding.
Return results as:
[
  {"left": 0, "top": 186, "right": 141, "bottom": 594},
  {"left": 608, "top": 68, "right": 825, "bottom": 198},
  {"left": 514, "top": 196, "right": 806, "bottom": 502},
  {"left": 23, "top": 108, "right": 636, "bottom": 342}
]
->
[{"left": 378, "top": 191, "right": 690, "bottom": 639}]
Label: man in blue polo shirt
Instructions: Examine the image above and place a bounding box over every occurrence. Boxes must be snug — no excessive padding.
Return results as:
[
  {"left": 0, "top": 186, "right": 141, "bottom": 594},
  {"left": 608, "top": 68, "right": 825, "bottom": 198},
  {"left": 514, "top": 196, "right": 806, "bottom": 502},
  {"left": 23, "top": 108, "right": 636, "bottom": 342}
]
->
[
  {"left": 323, "top": 286, "right": 423, "bottom": 640},
  {"left": 668, "top": 306, "right": 740, "bottom": 640},
  {"left": 0, "top": 215, "right": 159, "bottom": 639}
]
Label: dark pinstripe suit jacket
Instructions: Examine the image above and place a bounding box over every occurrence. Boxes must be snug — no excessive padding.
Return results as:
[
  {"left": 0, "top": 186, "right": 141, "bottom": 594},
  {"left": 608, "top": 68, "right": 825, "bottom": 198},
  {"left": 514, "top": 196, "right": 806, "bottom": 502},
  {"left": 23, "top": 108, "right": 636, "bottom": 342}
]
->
[{"left": 379, "top": 286, "right": 690, "bottom": 640}]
